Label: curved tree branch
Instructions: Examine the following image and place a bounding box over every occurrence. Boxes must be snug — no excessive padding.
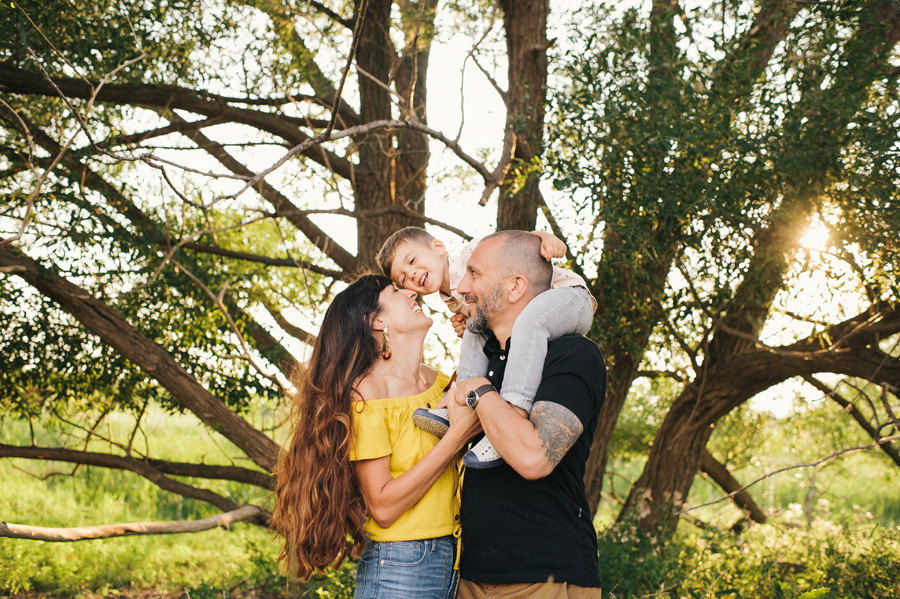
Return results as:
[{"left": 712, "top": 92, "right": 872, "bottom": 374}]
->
[
  {"left": 0, "top": 444, "right": 275, "bottom": 489},
  {"left": 680, "top": 434, "right": 900, "bottom": 517},
  {"left": 0, "top": 444, "right": 258, "bottom": 515},
  {"left": 699, "top": 447, "right": 767, "bottom": 523},
  {"left": 0, "top": 106, "right": 303, "bottom": 374},
  {"left": 0, "top": 506, "right": 270, "bottom": 541},
  {"left": 181, "top": 242, "right": 344, "bottom": 278},
  {"left": 0, "top": 64, "right": 354, "bottom": 179},
  {"left": 171, "top": 113, "right": 358, "bottom": 272},
  {"left": 802, "top": 376, "right": 900, "bottom": 469}
]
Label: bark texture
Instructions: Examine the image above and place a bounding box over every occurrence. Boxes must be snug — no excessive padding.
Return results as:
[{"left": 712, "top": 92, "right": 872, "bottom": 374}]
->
[{"left": 496, "top": 0, "right": 548, "bottom": 231}]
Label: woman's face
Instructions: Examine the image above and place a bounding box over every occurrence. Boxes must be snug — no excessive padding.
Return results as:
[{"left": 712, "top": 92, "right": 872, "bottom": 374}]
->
[{"left": 377, "top": 285, "right": 432, "bottom": 334}]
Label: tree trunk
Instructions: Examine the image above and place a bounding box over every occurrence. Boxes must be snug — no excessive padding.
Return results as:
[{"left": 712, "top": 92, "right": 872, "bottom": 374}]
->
[
  {"left": 496, "top": 0, "right": 548, "bottom": 231},
  {"left": 354, "top": 0, "right": 423, "bottom": 268},
  {"left": 394, "top": 0, "right": 438, "bottom": 219},
  {"left": 617, "top": 2, "right": 900, "bottom": 532},
  {"left": 584, "top": 228, "right": 672, "bottom": 512},
  {"left": 621, "top": 304, "right": 900, "bottom": 531}
]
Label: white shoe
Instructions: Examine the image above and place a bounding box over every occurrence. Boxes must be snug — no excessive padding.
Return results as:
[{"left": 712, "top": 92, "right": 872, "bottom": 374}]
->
[
  {"left": 413, "top": 408, "right": 449, "bottom": 438},
  {"left": 463, "top": 436, "right": 504, "bottom": 469}
]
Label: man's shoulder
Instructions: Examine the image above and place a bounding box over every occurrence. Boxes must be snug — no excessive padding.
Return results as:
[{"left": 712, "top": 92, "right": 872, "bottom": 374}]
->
[
  {"left": 546, "top": 334, "right": 603, "bottom": 361},
  {"left": 544, "top": 334, "right": 605, "bottom": 378}
]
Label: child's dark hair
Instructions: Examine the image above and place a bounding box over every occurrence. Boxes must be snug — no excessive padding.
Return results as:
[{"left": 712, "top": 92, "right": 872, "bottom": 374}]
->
[{"left": 375, "top": 226, "right": 437, "bottom": 278}]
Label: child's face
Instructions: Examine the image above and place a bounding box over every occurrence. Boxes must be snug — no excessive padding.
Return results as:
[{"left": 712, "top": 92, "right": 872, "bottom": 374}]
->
[{"left": 389, "top": 239, "right": 448, "bottom": 296}]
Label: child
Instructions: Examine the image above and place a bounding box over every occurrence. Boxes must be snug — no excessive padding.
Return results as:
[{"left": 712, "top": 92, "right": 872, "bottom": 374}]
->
[{"left": 376, "top": 227, "right": 596, "bottom": 468}]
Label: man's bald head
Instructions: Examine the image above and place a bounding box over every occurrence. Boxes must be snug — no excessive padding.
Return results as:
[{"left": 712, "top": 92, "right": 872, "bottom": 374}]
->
[{"left": 480, "top": 230, "right": 552, "bottom": 296}]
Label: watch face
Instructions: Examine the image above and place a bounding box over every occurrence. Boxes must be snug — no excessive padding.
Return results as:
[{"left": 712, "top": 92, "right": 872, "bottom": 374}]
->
[{"left": 466, "top": 390, "right": 477, "bottom": 407}]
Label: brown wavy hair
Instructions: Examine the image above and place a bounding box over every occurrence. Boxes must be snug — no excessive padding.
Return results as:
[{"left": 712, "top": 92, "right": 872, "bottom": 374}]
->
[{"left": 273, "top": 274, "right": 392, "bottom": 580}]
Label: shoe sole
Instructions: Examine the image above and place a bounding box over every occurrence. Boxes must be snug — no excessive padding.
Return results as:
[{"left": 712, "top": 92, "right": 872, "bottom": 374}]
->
[
  {"left": 462, "top": 455, "right": 505, "bottom": 469},
  {"left": 413, "top": 414, "right": 450, "bottom": 438}
]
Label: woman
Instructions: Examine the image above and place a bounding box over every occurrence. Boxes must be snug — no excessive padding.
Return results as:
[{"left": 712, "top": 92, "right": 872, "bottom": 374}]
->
[{"left": 274, "top": 274, "right": 477, "bottom": 599}]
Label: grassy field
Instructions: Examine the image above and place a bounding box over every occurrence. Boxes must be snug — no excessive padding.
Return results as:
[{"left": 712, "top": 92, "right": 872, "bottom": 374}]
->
[
  {"left": 2, "top": 403, "right": 900, "bottom": 598},
  {"left": 0, "top": 405, "right": 290, "bottom": 596}
]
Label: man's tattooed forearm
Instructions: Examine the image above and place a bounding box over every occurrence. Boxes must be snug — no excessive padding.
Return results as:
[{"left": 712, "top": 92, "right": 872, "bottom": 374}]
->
[{"left": 530, "top": 403, "right": 583, "bottom": 467}]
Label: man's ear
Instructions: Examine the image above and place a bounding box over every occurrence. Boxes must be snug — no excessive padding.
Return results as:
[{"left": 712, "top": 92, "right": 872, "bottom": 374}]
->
[{"left": 506, "top": 275, "right": 530, "bottom": 304}]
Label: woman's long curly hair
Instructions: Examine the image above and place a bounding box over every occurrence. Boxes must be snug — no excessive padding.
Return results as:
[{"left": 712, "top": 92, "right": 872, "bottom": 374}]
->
[{"left": 273, "top": 274, "right": 392, "bottom": 580}]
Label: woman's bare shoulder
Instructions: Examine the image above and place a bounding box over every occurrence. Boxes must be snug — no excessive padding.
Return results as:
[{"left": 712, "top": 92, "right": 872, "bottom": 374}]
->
[{"left": 353, "top": 375, "right": 385, "bottom": 402}]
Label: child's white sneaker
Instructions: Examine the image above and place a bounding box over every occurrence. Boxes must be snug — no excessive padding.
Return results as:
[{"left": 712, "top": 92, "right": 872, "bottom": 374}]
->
[
  {"left": 413, "top": 408, "right": 450, "bottom": 438},
  {"left": 463, "top": 436, "right": 504, "bottom": 469}
]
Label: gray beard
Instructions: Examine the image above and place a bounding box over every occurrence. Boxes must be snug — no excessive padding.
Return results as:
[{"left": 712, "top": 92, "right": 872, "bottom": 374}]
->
[{"left": 465, "top": 284, "right": 503, "bottom": 336}]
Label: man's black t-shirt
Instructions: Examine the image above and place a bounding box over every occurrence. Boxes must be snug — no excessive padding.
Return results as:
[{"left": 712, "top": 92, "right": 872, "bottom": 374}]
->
[{"left": 459, "top": 333, "right": 606, "bottom": 588}]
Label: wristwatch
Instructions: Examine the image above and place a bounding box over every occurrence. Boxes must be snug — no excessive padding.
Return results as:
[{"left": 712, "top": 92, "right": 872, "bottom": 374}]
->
[{"left": 465, "top": 384, "right": 496, "bottom": 409}]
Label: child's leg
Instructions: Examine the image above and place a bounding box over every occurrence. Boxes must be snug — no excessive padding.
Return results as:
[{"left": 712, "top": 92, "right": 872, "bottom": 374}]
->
[
  {"left": 463, "top": 286, "right": 593, "bottom": 470},
  {"left": 456, "top": 329, "right": 488, "bottom": 381},
  {"left": 501, "top": 286, "right": 594, "bottom": 412}
]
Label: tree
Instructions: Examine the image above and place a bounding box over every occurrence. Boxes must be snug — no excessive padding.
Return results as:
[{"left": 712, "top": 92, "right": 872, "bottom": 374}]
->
[
  {"left": 547, "top": 0, "right": 900, "bottom": 530},
  {"left": 0, "top": 0, "right": 551, "bottom": 537},
  {"left": 2, "top": 0, "right": 899, "bottom": 548}
]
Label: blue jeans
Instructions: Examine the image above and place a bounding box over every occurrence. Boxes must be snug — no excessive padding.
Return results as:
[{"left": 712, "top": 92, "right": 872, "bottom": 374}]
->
[
  {"left": 457, "top": 286, "right": 594, "bottom": 411},
  {"left": 354, "top": 536, "right": 458, "bottom": 599}
]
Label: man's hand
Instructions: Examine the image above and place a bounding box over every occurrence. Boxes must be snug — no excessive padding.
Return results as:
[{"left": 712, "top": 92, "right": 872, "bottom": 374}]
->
[
  {"left": 445, "top": 382, "right": 482, "bottom": 440},
  {"left": 450, "top": 312, "right": 468, "bottom": 338},
  {"left": 452, "top": 377, "right": 493, "bottom": 406},
  {"left": 534, "top": 231, "right": 567, "bottom": 261}
]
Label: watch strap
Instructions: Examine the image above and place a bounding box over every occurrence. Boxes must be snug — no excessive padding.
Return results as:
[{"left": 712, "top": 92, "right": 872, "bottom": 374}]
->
[
  {"left": 468, "top": 384, "right": 496, "bottom": 408},
  {"left": 473, "top": 384, "right": 496, "bottom": 398}
]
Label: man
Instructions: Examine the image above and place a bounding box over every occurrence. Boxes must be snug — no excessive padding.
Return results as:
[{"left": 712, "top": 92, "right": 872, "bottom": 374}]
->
[{"left": 447, "top": 230, "right": 606, "bottom": 599}]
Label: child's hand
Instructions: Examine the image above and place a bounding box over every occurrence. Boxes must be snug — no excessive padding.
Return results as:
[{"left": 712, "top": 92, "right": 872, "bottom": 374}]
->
[
  {"left": 450, "top": 313, "right": 468, "bottom": 338},
  {"left": 536, "top": 231, "right": 567, "bottom": 261}
]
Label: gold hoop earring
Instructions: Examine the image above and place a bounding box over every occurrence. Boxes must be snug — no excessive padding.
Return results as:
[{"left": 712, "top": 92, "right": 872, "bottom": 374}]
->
[{"left": 381, "top": 327, "right": 392, "bottom": 360}]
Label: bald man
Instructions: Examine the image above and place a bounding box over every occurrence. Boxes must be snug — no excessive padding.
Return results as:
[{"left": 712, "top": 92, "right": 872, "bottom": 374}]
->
[{"left": 448, "top": 231, "right": 606, "bottom": 599}]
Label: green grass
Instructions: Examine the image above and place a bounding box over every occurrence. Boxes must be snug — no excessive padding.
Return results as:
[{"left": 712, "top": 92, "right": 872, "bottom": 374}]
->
[{"left": 0, "top": 406, "right": 289, "bottom": 596}]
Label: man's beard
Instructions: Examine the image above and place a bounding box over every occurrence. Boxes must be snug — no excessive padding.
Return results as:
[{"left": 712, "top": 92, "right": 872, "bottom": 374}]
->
[{"left": 465, "top": 284, "right": 503, "bottom": 335}]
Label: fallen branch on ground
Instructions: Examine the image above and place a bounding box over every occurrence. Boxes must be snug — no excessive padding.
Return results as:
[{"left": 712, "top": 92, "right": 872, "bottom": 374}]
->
[{"left": 0, "top": 505, "right": 269, "bottom": 542}]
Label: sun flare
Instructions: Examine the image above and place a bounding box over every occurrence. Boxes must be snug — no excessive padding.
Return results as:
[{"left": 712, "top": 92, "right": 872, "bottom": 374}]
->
[{"left": 799, "top": 222, "right": 830, "bottom": 252}]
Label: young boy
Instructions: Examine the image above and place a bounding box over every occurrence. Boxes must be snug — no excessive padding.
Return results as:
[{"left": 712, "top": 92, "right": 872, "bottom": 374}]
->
[{"left": 376, "top": 227, "right": 596, "bottom": 468}]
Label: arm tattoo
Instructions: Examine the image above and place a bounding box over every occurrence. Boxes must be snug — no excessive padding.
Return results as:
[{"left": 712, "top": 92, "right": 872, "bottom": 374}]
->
[{"left": 530, "top": 403, "right": 583, "bottom": 468}]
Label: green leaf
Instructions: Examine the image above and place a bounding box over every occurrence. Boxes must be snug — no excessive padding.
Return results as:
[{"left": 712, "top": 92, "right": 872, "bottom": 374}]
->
[
  {"left": 774, "top": 582, "right": 784, "bottom": 599},
  {"left": 798, "top": 590, "right": 830, "bottom": 599}
]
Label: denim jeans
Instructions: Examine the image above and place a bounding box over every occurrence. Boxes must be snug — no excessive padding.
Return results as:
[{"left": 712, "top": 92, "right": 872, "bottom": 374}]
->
[
  {"left": 457, "top": 286, "right": 594, "bottom": 411},
  {"left": 354, "top": 536, "right": 458, "bottom": 599}
]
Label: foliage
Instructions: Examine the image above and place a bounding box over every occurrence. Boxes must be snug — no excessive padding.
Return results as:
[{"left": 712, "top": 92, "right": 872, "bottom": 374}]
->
[
  {"left": 543, "top": 0, "right": 900, "bottom": 528},
  {"left": 597, "top": 517, "right": 900, "bottom": 599}
]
